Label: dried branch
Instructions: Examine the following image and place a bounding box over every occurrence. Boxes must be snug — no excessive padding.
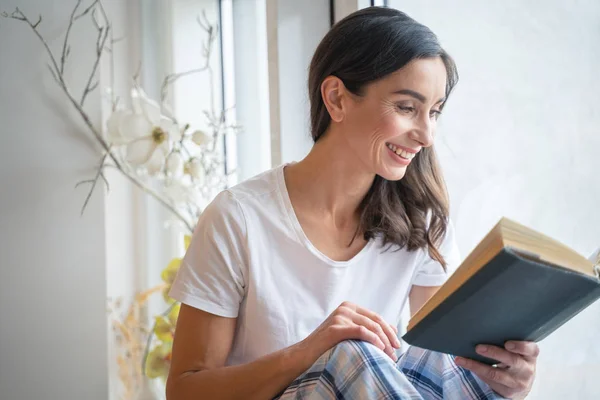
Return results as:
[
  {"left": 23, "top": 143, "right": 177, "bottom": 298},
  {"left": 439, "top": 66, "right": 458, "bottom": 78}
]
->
[
  {"left": 81, "top": 1, "right": 110, "bottom": 107},
  {"left": 61, "top": 0, "right": 82, "bottom": 75},
  {"left": 6, "top": 9, "right": 64, "bottom": 86},
  {"left": 6, "top": 2, "right": 196, "bottom": 233},
  {"left": 104, "top": 165, "right": 194, "bottom": 233},
  {"left": 160, "top": 66, "right": 209, "bottom": 104},
  {"left": 75, "top": 149, "right": 111, "bottom": 215},
  {"left": 74, "top": 0, "right": 99, "bottom": 20},
  {"left": 159, "top": 12, "right": 218, "bottom": 106}
]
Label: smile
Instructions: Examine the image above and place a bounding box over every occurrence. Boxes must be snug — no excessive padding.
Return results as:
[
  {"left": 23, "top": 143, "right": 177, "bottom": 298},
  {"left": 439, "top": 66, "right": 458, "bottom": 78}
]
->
[{"left": 385, "top": 143, "right": 416, "bottom": 160}]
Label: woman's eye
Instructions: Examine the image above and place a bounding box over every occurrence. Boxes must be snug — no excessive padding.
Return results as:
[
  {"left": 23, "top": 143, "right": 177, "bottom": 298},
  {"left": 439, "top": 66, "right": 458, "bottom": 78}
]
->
[
  {"left": 397, "top": 105, "right": 415, "bottom": 114},
  {"left": 430, "top": 110, "right": 442, "bottom": 120}
]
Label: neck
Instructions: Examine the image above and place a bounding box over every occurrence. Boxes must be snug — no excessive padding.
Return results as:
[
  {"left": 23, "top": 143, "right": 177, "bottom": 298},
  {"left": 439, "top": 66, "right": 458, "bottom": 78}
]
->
[{"left": 284, "top": 127, "right": 375, "bottom": 229}]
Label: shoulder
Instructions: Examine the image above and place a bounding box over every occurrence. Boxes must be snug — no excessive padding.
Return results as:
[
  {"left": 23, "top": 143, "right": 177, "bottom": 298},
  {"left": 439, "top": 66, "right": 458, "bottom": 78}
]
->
[
  {"left": 204, "top": 165, "right": 282, "bottom": 216},
  {"left": 227, "top": 165, "right": 283, "bottom": 204},
  {"left": 199, "top": 165, "right": 286, "bottom": 235}
]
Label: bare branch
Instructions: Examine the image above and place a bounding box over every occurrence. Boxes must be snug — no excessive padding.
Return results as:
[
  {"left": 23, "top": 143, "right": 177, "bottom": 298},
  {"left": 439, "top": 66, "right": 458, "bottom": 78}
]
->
[
  {"left": 104, "top": 165, "right": 194, "bottom": 233},
  {"left": 75, "top": 179, "right": 95, "bottom": 189},
  {"left": 46, "top": 63, "right": 61, "bottom": 86},
  {"left": 9, "top": 8, "right": 63, "bottom": 84},
  {"left": 32, "top": 15, "right": 41, "bottom": 28},
  {"left": 132, "top": 60, "right": 142, "bottom": 84},
  {"left": 6, "top": 8, "right": 25, "bottom": 21},
  {"left": 160, "top": 66, "right": 209, "bottom": 103},
  {"left": 90, "top": 7, "right": 100, "bottom": 30},
  {"left": 9, "top": 1, "right": 197, "bottom": 234},
  {"left": 81, "top": 18, "right": 110, "bottom": 107},
  {"left": 74, "top": 0, "right": 99, "bottom": 20},
  {"left": 196, "top": 12, "right": 208, "bottom": 31},
  {"left": 61, "top": 0, "right": 82, "bottom": 75},
  {"left": 159, "top": 13, "right": 218, "bottom": 106},
  {"left": 100, "top": 172, "right": 110, "bottom": 193},
  {"left": 76, "top": 149, "right": 111, "bottom": 216}
]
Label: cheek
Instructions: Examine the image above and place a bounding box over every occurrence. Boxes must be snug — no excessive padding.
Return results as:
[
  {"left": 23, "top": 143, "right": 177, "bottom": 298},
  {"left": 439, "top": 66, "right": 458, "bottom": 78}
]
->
[{"left": 376, "top": 112, "right": 411, "bottom": 141}]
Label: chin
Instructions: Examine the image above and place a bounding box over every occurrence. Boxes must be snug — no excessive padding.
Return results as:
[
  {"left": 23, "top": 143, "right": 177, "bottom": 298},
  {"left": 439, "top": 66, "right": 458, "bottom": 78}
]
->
[{"left": 378, "top": 166, "right": 407, "bottom": 181}]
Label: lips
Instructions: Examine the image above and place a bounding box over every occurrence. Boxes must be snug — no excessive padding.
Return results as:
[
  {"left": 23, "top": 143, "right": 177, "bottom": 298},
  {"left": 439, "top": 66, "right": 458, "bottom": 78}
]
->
[{"left": 385, "top": 143, "right": 418, "bottom": 160}]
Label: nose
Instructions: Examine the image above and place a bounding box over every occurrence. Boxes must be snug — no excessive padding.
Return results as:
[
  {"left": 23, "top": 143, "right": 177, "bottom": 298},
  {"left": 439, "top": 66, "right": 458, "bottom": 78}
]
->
[{"left": 410, "top": 116, "right": 434, "bottom": 148}]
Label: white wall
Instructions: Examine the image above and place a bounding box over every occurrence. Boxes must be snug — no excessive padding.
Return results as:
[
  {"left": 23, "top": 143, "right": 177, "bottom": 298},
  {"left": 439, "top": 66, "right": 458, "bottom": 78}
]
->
[
  {"left": 0, "top": 0, "right": 111, "bottom": 398},
  {"left": 277, "top": 0, "right": 330, "bottom": 164},
  {"left": 233, "top": 0, "right": 272, "bottom": 181},
  {"left": 387, "top": 1, "right": 600, "bottom": 398}
]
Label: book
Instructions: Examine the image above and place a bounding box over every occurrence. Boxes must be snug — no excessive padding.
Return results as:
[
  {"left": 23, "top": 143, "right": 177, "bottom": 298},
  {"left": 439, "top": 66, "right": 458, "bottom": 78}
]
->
[{"left": 402, "top": 217, "right": 600, "bottom": 365}]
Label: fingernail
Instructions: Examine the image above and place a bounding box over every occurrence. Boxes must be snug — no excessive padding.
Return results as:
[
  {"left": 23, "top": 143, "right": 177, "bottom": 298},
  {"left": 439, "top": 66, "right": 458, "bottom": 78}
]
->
[
  {"left": 506, "top": 342, "right": 516, "bottom": 350},
  {"left": 477, "top": 345, "right": 488, "bottom": 354}
]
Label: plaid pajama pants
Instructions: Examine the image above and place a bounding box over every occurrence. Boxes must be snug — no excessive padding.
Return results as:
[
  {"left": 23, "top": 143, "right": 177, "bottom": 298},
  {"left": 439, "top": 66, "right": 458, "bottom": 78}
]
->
[{"left": 274, "top": 340, "right": 506, "bottom": 400}]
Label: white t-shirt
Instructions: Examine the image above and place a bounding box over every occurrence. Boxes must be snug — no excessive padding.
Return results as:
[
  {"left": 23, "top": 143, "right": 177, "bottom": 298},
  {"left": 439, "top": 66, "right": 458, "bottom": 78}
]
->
[{"left": 169, "top": 164, "right": 461, "bottom": 366}]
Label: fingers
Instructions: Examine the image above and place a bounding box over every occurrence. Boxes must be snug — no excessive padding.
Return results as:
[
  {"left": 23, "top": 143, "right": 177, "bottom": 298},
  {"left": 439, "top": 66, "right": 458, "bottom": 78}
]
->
[
  {"left": 350, "top": 313, "right": 398, "bottom": 360},
  {"left": 475, "top": 345, "right": 525, "bottom": 369},
  {"left": 354, "top": 305, "right": 401, "bottom": 350},
  {"left": 455, "top": 357, "right": 520, "bottom": 389},
  {"left": 350, "top": 324, "right": 387, "bottom": 352},
  {"left": 505, "top": 341, "right": 540, "bottom": 361}
]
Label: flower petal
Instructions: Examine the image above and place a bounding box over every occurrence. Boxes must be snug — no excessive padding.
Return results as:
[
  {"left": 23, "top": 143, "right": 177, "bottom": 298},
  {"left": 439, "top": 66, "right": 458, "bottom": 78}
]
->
[
  {"left": 162, "top": 285, "right": 176, "bottom": 305},
  {"left": 187, "top": 159, "right": 205, "bottom": 184},
  {"left": 131, "top": 87, "right": 162, "bottom": 124},
  {"left": 167, "top": 303, "right": 181, "bottom": 326},
  {"left": 161, "top": 258, "right": 181, "bottom": 284},
  {"left": 191, "top": 129, "right": 212, "bottom": 146},
  {"left": 145, "top": 342, "right": 171, "bottom": 379},
  {"left": 106, "top": 110, "right": 132, "bottom": 144},
  {"left": 126, "top": 138, "right": 156, "bottom": 166},
  {"left": 159, "top": 118, "right": 181, "bottom": 141},
  {"left": 154, "top": 316, "right": 174, "bottom": 342},
  {"left": 166, "top": 152, "right": 184, "bottom": 176},
  {"left": 145, "top": 147, "right": 166, "bottom": 176},
  {"left": 119, "top": 113, "right": 152, "bottom": 140}
]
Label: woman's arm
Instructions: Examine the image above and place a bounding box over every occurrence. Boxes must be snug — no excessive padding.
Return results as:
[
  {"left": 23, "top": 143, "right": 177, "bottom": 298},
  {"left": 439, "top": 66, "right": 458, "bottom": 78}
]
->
[
  {"left": 408, "top": 285, "right": 440, "bottom": 317},
  {"left": 167, "top": 301, "right": 401, "bottom": 400},
  {"left": 166, "top": 304, "right": 318, "bottom": 400}
]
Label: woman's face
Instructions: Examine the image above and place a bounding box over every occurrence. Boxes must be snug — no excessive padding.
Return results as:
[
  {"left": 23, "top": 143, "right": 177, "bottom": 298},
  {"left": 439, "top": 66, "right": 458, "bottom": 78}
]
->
[{"left": 341, "top": 57, "right": 448, "bottom": 181}]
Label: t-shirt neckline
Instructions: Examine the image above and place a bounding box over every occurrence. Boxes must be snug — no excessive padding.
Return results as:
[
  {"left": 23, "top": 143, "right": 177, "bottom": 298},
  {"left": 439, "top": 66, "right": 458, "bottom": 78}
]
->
[{"left": 276, "top": 162, "right": 375, "bottom": 268}]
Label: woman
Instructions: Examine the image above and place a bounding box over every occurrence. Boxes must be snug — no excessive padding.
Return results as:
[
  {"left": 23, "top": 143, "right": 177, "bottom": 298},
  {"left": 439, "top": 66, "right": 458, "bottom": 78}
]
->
[{"left": 166, "top": 7, "right": 538, "bottom": 400}]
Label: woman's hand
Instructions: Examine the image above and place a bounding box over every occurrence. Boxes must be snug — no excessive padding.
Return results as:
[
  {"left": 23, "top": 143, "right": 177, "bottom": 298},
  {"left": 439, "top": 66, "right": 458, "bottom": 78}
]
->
[
  {"left": 302, "top": 301, "right": 401, "bottom": 362},
  {"left": 455, "top": 341, "right": 539, "bottom": 399}
]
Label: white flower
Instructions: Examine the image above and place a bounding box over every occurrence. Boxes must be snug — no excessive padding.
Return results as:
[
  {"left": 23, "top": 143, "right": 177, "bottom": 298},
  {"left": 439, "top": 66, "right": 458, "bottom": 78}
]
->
[
  {"left": 106, "top": 110, "right": 132, "bottom": 145},
  {"left": 166, "top": 152, "right": 184, "bottom": 177},
  {"left": 184, "top": 158, "right": 205, "bottom": 185},
  {"left": 108, "top": 88, "right": 180, "bottom": 175},
  {"left": 191, "top": 130, "right": 212, "bottom": 146}
]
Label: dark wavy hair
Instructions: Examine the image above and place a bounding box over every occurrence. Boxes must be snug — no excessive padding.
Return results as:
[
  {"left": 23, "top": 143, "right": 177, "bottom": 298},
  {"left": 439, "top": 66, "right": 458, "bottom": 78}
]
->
[{"left": 308, "top": 7, "right": 458, "bottom": 269}]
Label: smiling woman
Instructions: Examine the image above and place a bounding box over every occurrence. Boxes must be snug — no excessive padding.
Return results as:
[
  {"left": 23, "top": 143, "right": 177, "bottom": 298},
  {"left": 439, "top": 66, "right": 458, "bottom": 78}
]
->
[
  {"left": 165, "top": 6, "right": 536, "bottom": 400},
  {"left": 307, "top": 8, "right": 458, "bottom": 268}
]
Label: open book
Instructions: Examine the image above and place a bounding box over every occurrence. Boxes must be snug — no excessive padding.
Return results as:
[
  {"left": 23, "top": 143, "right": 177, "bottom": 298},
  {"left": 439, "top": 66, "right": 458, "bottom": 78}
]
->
[{"left": 402, "top": 217, "right": 600, "bottom": 365}]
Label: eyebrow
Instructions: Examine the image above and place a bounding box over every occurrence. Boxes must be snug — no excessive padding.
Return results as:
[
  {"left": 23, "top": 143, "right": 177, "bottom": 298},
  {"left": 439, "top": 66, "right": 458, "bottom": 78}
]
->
[{"left": 392, "top": 89, "right": 445, "bottom": 105}]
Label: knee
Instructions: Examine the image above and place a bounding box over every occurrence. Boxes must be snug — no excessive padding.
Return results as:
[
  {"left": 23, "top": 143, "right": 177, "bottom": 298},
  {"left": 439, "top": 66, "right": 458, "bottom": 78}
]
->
[{"left": 330, "top": 339, "right": 388, "bottom": 360}]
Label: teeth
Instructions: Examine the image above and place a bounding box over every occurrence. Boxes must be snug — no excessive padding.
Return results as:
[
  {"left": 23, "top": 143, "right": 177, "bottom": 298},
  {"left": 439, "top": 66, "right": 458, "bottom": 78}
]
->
[{"left": 386, "top": 143, "right": 415, "bottom": 160}]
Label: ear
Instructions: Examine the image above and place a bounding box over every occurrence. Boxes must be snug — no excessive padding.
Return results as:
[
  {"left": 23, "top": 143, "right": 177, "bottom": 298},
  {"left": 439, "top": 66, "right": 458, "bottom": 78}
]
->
[{"left": 320, "top": 76, "right": 347, "bottom": 123}]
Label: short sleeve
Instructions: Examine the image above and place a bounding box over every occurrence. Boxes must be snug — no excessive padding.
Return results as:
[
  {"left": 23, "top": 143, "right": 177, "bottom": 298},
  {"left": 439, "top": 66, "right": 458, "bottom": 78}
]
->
[
  {"left": 168, "top": 190, "right": 248, "bottom": 318},
  {"left": 412, "top": 219, "right": 461, "bottom": 287}
]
